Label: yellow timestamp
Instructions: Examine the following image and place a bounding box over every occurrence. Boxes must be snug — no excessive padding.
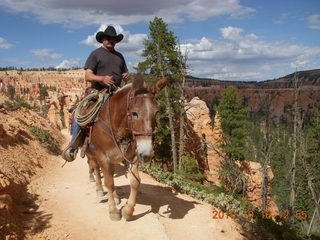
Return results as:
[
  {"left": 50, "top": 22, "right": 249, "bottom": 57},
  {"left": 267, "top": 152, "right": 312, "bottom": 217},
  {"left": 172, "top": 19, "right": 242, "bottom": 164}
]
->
[{"left": 212, "top": 210, "right": 308, "bottom": 220}]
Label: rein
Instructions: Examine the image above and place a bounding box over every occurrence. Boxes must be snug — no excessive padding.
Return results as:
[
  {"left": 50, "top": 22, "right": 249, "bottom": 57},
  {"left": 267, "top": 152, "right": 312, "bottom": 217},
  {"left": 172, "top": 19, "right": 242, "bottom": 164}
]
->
[{"left": 102, "top": 89, "right": 155, "bottom": 183}]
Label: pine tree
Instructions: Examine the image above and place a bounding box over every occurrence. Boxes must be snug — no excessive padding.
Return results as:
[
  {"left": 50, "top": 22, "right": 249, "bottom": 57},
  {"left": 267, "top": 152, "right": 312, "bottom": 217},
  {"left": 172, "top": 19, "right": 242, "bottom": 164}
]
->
[
  {"left": 216, "top": 87, "right": 248, "bottom": 161},
  {"left": 304, "top": 110, "right": 320, "bottom": 233},
  {"left": 215, "top": 87, "right": 249, "bottom": 193},
  {"left": 137, "top": 17, "right": 183, "bottom": 170}
]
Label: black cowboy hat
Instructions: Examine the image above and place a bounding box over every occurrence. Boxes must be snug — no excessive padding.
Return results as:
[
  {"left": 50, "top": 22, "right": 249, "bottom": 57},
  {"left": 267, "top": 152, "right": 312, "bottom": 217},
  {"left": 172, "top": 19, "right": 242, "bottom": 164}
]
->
[{"left": 96, "top": 26, "right": 124, "bottom": 43}]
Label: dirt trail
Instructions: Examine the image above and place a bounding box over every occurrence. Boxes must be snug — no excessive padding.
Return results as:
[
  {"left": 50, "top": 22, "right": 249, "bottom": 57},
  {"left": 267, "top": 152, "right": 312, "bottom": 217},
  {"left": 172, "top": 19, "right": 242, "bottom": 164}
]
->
[{"left": 24, "top": 130, "right": 245, "bottom": 240}]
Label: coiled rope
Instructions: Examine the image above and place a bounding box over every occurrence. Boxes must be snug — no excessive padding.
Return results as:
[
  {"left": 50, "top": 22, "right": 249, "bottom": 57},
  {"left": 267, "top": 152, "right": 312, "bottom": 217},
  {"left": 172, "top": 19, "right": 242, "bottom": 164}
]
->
[{"left": 74, "top": 92, "right": 105, "bottom": 127}]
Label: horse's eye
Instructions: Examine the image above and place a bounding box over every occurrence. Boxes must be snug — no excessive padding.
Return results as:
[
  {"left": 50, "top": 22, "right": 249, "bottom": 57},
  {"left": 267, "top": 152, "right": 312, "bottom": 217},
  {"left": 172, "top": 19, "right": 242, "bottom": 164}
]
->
[{"left": 132, "top": 112, "right": 139, "bottom": 119}]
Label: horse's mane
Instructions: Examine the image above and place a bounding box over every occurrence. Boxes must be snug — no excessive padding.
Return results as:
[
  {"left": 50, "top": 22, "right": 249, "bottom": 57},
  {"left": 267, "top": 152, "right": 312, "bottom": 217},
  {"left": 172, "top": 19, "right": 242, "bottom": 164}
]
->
[
  {"left": 115, "top": 83, "right": 150, "bottom": 96},
  {"left": 115, "top": 83, "right": 132, "bottom": 93}
]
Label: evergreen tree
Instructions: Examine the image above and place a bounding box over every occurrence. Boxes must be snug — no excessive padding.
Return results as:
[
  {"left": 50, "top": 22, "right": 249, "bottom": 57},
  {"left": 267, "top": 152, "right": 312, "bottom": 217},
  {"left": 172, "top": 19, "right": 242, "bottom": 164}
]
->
[
  {"left": 6, "top": 84, "right": 15, "bottom": 100},
  {"left": 303, "top": 110, "right": 320, "bottom": 232},
  {"left": 137, "top": 17, "right": 183, "bottom": 170},
  {"left": 215, "top": 87, "right": 249, "bottom": 193},
  {"left": 305, "top": 110, "right": 320, "bottom": 192},
  {"left": 216, "top": 87, "right": 249, "bottom": 161},
  {"left": 39, "top": 83, "right": 48, "bottom": 102}
]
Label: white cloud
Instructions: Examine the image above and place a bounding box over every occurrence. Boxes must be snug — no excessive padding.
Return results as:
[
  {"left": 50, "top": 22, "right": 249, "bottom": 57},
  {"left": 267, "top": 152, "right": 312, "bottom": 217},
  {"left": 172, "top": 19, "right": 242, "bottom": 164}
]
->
[
  {"left": 0, "top": 37, "right": 13, "bottom": 49},
  {"left": 221, "top": 26, "right": 243, "bottom": 41},
  {"left": 81, "top": 24, "right": 147, "bottom": 60},
  {"left": 180, "top": 26, "right": 320, "bottom": 80},
  {"left": 0, "top": 0, "right": 255, "bottom": 27},
  {"left": 30, "top": 48, "right": 63, "bottom": 59},
  {"left": 308, "top": 14, "right": 320, "bottom": 30},
  {"left": 55, "top": 58, "right": 82, "bottom": 69}
]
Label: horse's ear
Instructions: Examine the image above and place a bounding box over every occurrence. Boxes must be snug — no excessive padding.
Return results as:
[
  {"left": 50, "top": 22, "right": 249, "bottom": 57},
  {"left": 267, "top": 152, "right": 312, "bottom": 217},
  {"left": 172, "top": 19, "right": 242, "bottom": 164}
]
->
[
  {"left": 147, "top": 76, "right": 169, "bottom": 94},
  {"left": 132, "top": 73, "right": 145, "bottom": 93}
]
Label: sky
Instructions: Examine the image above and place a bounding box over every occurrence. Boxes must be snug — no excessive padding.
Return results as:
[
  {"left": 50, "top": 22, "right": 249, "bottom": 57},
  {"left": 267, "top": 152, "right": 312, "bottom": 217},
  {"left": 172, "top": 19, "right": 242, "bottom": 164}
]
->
[{"left": 0, "top": 0, "right": 319, "bottom": 81}]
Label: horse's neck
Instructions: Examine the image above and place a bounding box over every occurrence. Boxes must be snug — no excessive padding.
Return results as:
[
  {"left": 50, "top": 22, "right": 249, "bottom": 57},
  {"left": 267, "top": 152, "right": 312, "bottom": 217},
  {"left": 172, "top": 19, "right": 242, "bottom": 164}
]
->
[{"left": 108, "top": 88, "right": 131, "bottom": 136}]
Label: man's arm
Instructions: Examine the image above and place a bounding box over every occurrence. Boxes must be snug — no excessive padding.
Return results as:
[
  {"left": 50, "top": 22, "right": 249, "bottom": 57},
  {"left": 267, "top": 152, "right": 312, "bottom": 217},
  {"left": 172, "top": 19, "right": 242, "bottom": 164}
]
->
[{"left": 85, "top": 69, "right": 115, "bottom": 85}]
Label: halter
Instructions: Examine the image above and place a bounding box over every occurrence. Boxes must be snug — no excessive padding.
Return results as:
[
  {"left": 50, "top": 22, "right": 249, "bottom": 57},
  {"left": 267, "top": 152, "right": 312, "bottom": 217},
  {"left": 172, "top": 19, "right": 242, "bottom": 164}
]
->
[
  {"left": 105, "top": 88, "right": 156, "bottom": 182},
  {"left": 104, "top": 88, "right": 156, "bottom": 162},
  {"left": 126, "top": 90, "right": 156, "bottom": 138}
]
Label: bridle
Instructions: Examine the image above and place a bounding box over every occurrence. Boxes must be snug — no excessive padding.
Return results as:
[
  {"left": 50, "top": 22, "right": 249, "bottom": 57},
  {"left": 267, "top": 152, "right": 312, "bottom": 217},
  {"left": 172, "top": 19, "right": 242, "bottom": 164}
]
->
[
  {"left": 104, "top": 88, "right": 157, "bottom": 182},
  {"left": 126, "top": 90, "right": 156, "bottom": 138}
]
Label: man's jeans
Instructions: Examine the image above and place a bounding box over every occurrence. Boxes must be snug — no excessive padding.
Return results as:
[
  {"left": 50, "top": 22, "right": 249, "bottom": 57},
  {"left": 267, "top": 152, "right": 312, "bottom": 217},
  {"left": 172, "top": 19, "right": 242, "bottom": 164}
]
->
[{"left": 71, "top": 120, "right": 80, "bottom": 141}]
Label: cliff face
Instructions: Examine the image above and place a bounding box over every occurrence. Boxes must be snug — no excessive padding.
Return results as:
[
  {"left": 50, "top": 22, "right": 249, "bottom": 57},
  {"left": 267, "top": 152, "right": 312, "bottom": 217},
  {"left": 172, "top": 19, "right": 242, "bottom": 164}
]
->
[
  {"left": 0, "top": 70, "right": 85, "bottom": 129},
  {"left": 185, "top": 69, "right": 320, "bottom": 123},
  {"left": 0, "top": 95, "right": 63, "bottom": 239},
  {"left": 1, "top": 69, "right": 319, "bottom": 125},
  {"left": 185, "top": 97, "right": 278, "bottom": 215}
]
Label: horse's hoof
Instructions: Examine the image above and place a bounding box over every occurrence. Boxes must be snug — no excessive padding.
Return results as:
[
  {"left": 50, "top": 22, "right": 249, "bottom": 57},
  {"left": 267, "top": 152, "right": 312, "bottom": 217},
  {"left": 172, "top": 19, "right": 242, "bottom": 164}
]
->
[
  {"left": 122, "top": 211, "right": 132, "bottom": 221},
  {"left": 109, "top": 212, "right": 121, "bottom": 221},
  {"left": 114, "top": 197, "right": 120, "bottom": 205},
  {"left": 122, "top": 206, "right": 134, "bottom": 221},
  {"left": 96, "top": 190, "right": 105, "bottom": 197}
]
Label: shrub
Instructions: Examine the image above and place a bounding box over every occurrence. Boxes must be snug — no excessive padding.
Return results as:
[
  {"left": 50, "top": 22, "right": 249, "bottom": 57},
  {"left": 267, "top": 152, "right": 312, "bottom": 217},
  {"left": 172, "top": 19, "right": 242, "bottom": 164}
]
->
[
  {"left": 28, "top": 125, "right": 61, "bottom": 155},
  {"left": 6, "top": 84, "right": 15, "bottom": 100},
  {"left": 178, "top": 155, "right": 205, "bottom": 182}
]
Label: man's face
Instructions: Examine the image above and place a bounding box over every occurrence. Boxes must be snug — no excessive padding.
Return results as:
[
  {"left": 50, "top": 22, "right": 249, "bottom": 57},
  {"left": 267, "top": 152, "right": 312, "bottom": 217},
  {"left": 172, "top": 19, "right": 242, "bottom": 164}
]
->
[{"left": 102, "top": 36, "right": 117, "bottom": 50}]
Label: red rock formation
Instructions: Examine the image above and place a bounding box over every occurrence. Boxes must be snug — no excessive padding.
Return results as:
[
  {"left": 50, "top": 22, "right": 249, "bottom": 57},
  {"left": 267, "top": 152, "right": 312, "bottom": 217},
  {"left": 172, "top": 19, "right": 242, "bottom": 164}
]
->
[
  {"left": 0, "top": 70, "right": 85, "bottom": 128},
  {"left": 185, "top": 97, "right": 278, "bottom": 214}
]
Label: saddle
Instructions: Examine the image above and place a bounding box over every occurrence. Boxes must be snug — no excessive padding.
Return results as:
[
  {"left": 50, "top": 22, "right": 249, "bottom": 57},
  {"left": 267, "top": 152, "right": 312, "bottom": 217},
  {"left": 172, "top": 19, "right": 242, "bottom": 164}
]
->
[{"left": 68, "top": 87, "right": 113, "bottom": 158}]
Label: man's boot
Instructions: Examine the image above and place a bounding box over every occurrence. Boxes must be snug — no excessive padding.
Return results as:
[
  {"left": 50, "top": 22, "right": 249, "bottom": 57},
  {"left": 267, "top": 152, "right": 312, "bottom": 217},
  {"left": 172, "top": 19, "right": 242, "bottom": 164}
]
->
[{"left": 62, "top": 129, "right": 86, "bottom": 162}]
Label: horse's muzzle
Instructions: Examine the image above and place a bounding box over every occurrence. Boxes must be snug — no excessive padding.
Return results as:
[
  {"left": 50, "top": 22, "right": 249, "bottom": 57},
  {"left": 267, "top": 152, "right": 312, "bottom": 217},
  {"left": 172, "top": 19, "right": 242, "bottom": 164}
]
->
[{"left": 136, "top": 137, "right": 154, "bottom": 161}]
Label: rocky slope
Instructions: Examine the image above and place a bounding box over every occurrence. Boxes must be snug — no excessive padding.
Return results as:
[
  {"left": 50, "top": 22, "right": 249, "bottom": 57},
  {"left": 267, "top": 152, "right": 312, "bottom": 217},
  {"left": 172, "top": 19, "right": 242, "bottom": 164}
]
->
[{"left": 0, "top": 95, "right": 63, "bottom": 240}]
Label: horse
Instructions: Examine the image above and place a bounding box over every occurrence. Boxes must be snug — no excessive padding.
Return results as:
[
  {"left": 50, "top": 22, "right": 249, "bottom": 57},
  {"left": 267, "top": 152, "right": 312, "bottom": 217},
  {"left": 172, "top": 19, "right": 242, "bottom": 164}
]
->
[{"left": 85, "top": 74, "right": 168, "bottom": 221}]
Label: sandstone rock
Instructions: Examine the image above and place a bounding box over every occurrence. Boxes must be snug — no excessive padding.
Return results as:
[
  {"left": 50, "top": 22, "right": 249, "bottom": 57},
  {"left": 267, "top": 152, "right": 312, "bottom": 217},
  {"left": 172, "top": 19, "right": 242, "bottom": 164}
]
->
[
  {"left": 185, "top": 97, "right": 278, "bottom": 215},
  {"left": 0, "top": 194, "right": 13, "bottom": 213},
  {"left": 0, "top": 174, "right": 10, "bottom": 190},
  {"left": 185, "top": 97, "right": 223, "bottom": 184}
]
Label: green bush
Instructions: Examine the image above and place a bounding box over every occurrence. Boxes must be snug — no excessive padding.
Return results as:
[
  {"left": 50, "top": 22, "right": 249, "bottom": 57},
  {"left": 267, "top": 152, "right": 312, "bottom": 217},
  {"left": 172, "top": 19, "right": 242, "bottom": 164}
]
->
[
  {"left": 28, "top": 125, "right": 61, "bottom": 155},
  {"left": 140, "top": 162, "right": 309, "bottom": 240},
  {"left": 6, "top": 84, "right": 15, "bottom": 100},
  {"left": 178, "top": 155, "right": 205, "bottom": 182},
  {"left": 3, "top": 98, "right": 33, "bottom": 110},
  {"left": 15, "top": 98, "right": 33, "bottom": 109}
]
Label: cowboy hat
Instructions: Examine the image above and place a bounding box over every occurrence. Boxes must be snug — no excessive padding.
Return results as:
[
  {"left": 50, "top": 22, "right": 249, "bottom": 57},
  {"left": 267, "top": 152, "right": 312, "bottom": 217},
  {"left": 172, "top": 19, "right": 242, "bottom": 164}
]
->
[{"left": 96, "top": 26, "right": 124, "bottom": 43}]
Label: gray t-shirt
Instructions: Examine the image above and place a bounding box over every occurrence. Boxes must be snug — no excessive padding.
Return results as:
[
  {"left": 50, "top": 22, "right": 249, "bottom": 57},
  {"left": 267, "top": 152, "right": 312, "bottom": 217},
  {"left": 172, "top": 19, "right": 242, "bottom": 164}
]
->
[{"left": 84, "top": 47, "right": 128, "bottom": 90}]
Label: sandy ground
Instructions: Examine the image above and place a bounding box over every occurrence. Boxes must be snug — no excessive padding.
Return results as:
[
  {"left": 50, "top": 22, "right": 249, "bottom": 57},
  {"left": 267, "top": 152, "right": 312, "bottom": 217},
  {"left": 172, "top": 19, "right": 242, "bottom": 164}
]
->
[{"left": 23, "top": 130, "right": 245, "bottom": 240}]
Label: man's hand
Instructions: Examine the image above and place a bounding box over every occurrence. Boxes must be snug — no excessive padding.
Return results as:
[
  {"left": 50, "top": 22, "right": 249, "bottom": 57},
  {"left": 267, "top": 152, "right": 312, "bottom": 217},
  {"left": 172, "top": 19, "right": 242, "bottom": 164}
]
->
[
  {"left": 101, "top": 75, "right": 115, "bottom": 85},
  {"left": 122, "top": 72, "right": 130, "bottom": 80}
]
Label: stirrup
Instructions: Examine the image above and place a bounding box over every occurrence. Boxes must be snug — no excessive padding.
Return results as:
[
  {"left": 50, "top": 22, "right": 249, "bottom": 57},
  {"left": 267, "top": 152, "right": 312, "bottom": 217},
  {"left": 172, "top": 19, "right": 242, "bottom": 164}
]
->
[{"left": 62, "top": 147, "right": 78, "bottom": 162}]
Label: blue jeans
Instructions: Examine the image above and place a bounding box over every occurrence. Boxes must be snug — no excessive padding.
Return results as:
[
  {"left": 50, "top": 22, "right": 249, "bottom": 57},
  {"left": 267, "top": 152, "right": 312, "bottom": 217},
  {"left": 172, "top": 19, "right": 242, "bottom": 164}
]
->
[{"left": 71, "top": 120, "right": 80, "bottom": 141}]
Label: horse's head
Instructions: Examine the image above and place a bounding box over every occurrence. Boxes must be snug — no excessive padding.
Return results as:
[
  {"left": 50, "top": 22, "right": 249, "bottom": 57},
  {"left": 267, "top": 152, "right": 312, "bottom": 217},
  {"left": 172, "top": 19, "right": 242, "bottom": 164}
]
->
[{"left": 129, "top": 74, "right": 168, "bottom": 161}]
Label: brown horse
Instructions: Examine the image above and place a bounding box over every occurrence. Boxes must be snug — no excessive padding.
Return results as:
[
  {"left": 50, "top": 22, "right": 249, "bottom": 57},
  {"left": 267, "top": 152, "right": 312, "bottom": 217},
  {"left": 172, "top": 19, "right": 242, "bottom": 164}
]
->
[{"left": 85, "top": 74, "right": 168, "bottom": 221}]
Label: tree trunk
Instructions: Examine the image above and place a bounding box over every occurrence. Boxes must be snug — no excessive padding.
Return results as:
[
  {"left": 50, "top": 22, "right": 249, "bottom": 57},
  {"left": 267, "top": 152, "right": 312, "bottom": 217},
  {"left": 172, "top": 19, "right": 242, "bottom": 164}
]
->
[
  {"left": 178, "top": 44, "right": 187, "bottom": 170},
  {"left": 308, "top": 197, "right": 320, "bottom": 234},
  {"left": 300, "top": 128, "right": 320, "bottom": 222},
  {"left": 164, "top": 86, "right": 178, "bottom": 170},
  {"left": 289, "top": 71, "right": 299, "bottom": 220},
  {"left": 156, "top": 40, "right": 178, "bottom": 171}
]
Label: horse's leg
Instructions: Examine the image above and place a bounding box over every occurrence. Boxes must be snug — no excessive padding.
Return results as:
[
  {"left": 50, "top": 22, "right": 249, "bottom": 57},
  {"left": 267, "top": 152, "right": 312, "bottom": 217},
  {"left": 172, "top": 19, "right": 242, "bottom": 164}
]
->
[
  {"left": 87, "top": 158, "right": 95, "bottom": 182},
  {"left": 87, "top": 157, "right": 104, "bottom": 197},
  {"left": 122, "top": 160, "right": 140, "bottom": 220},
  {"left": 103, "top": 163, "right": 121, "bottom": 221},
  {"left": 109, "top": 164, "right": 120, "bottom": 205}
]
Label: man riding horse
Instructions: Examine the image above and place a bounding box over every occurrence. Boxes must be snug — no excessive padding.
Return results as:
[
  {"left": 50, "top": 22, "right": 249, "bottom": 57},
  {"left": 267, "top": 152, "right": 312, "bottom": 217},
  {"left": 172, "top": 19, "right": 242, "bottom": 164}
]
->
[
  {"left": 62, "top": 25, "right": 129, "bottom": 161},
  {"left": 61, "top": 25, "right": 169, "bottom": 221}
]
